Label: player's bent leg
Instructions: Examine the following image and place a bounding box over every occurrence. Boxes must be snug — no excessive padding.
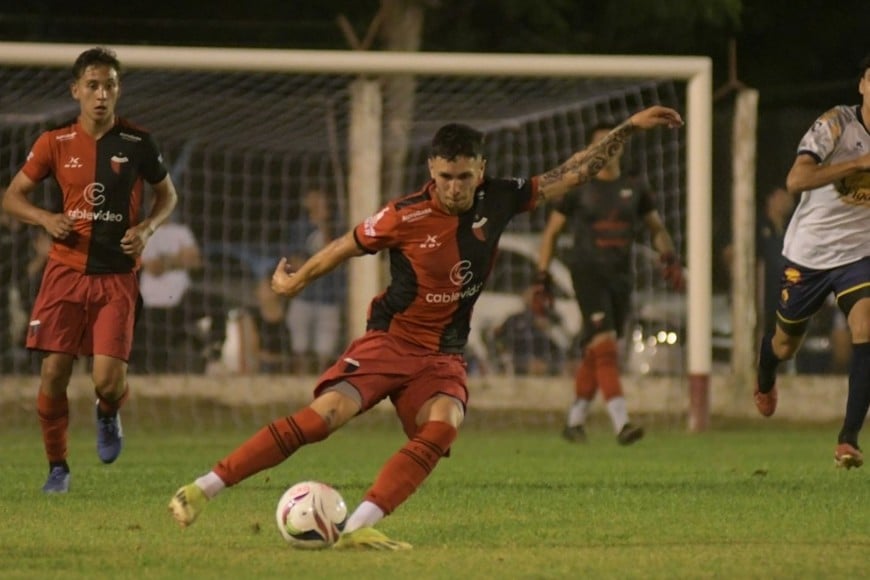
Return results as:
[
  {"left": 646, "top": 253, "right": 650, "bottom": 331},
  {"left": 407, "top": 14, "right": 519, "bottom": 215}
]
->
[
  {"left": 37, "top": 354, "right": 75, "bottom": 491},
  {"left": 92, "top": 356, "right": 130, "bottom": 464},
  {"left": 353, "top": 419, "right": 458, "bottom": 519},
  {"left": 755, "top": 328, "right": 803, "bottom": 418},
  {"left": 565, "top": 349, "right": 596, "bottom": 442},
  {"left": 169, "top": 390, "right": 359, "bottom": 528},
  {"left": 337, "top": 395, "right": 462, "bottom": 546}
]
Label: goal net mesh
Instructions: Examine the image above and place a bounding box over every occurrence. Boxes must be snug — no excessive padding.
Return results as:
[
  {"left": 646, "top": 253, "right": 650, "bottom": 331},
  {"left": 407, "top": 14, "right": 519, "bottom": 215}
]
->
[{"left": 0, "top": 60, "right": 686, "bottom": 430}]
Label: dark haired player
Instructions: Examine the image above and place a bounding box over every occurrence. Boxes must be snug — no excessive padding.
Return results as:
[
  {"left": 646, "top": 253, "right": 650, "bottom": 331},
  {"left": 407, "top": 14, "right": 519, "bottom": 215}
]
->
[
  {"left": 169, "top": 105, "right": 683, "bottom": 549},
  {"left": 2, "top": 47, "right": 178, "bottom": 493},
  {"left": 754, "top": 53, "right": 870, "bottom": 469}
]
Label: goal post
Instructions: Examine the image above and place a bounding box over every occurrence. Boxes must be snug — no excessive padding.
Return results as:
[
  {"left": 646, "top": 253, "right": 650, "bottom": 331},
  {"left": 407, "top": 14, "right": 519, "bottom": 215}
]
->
[{"left": 0, "top": 42, "right": 712, "bottom": 430}]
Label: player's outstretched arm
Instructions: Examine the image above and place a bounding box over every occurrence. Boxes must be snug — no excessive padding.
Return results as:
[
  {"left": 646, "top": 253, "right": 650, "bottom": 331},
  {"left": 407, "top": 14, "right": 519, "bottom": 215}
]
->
[
  {"left": 271, "top": 230, "right": 364, "bottom": 298},
  {"left": 536, "top": 105, "right": 683, "bottom": 202}
]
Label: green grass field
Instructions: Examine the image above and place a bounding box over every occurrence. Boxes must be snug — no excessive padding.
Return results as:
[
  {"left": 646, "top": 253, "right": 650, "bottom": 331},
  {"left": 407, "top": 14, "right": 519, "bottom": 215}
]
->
[{"left": 1, "top": 416, "right": 868, "bottom": 579}]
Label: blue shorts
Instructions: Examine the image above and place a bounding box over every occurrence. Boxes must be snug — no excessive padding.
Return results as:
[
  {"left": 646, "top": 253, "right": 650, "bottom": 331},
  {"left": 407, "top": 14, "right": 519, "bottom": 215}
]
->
[{"left": 777, "top": 256, "right": 870, "bottom": 336}]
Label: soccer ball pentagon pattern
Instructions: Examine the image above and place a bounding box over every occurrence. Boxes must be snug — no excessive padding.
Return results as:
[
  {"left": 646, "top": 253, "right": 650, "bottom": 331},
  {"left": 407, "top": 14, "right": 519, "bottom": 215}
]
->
[{"left": 275, "top": 481, "right": 348, "bottom": 549}]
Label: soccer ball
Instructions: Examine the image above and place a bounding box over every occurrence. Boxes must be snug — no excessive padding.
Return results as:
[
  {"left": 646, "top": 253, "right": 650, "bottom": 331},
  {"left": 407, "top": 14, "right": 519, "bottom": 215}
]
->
[{"left": 275, "top": 481, "right": 348, "bottom": 549}]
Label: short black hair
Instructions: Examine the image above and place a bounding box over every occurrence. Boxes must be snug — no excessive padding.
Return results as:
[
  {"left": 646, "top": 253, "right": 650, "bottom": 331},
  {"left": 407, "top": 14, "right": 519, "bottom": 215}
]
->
[
  {"left": 861, "top": 53, "right": 870, "bottom": 77},
  {"left": 72, "top": 47, "right": 121, "bottom": 81},
  {"left": 429, "top": 123, "right": 485, "bottom": 161}
]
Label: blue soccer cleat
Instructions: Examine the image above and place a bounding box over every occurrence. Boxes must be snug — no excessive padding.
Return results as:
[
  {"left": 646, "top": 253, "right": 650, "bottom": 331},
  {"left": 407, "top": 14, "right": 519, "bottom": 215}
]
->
[
  {"left": 96, "top": 401, "right": 123, "bottom": 464},
  {"left": 42, "top": 466, "right": 70, "bottom": 494}
]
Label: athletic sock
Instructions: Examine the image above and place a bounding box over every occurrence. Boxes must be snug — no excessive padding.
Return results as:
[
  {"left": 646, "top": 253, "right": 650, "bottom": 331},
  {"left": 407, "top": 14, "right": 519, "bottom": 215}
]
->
[
  {"left": 37, "top": 390, "right": 69, "bottom": 464},
  {"left": 573, "top": 348, "right": 597, "bottom": 399},
  {"left": 839, "top": 342, "right": 870, "bottom": 447},
  {"left": 567, "top": 398, "right": 590, "bottom": 428},
  {"left": 606, "top": 396, "right": 629, "bottom": 434},
  {"left": 213, "top": 407, "right": 329, "bottom": 485},
  {"left": 195, "top": 472, "right": 227, "bottom": 499},
  {"left": 344, "top": 500, "right": 386, "bottom": 533},
  {"left": 757, "top": 334, "right": 781, "bottom": 394},
  {"left": 49, "top": 460, "right": 70, "bottom": 473},
  {"left": 96, "top": 384, "right": 129, "bottom": 416},
  {"left": 591, "top": 339, "right": 623, "bottom": 400},
  {"left": 362, "top": 421, "right": 457, "bottom": 516}
]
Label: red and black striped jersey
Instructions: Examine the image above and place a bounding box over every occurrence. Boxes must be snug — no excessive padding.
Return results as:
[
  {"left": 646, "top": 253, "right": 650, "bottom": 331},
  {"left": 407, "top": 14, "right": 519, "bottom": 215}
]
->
[
  {"left": 21, "top": 117, "right": 168, "bottom": 274},
  {"left": 554, "top": 175, "right": 656, "bottom": 273},
  {"left": 353, "top": 176, "right": 539, "bottom": 353}
]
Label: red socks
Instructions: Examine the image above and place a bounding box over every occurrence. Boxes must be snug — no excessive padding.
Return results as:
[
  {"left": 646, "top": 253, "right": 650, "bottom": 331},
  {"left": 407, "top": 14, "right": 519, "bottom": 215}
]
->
[
  {"left": 37, "top": 391, "right": 69, "bottom": 464},
  {"left": 214, "top": 407, "right": 329, "bottom": 485},
  {"left": 574, "top": 347, "right": 597, "bottom": 399},
  {"left": 589, "top": 339, "right": 623, "bottom": 400},
  {"left": 363, "top": 421, "right": 457, "bottom": 515},
  {"left": 96, "top": 384, "right": 129, "bottom": 416}
]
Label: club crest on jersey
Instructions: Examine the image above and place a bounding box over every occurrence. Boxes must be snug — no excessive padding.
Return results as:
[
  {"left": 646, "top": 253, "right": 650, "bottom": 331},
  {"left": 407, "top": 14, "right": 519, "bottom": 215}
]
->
[
  {"left": 110, "top": 154, "right": 129, "bottom": 175},
  {"left": 838, "top": 172, "right": 870, "bottom": 206}
]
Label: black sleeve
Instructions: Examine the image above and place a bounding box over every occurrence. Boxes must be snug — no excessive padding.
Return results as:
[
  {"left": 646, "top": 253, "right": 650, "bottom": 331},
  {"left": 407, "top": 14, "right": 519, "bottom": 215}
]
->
[{"left": 139, "top": 133, "right": 169, "bottom": 185}]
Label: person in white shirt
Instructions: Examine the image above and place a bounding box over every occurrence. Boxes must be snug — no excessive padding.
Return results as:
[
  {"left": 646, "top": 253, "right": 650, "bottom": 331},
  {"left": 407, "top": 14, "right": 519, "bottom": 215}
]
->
[{"left": 136, "top": 221, "right": 227, "bottom": 372}]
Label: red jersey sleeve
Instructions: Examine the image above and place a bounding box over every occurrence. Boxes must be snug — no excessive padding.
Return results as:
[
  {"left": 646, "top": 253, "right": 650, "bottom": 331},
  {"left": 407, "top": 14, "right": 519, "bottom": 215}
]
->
[
  {"left": 20, "top": 133, "right": 54, "bottom": 183},
  {"left": 353, "top": 203, "right": 401, "bottom": 253}
]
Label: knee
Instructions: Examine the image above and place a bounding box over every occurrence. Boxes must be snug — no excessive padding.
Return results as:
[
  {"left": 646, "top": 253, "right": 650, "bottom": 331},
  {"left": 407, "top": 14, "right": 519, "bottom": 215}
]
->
[
  {"left": 310, "top": 389, "right": 361, "bottom": 432},
  {"left": 416, "top": 395, "right": 465, "bottom": 428},
  {"left": 771, "top": 334, "right": 800, "bottom": 360},
  {"left": 92, "top": 369, "right": 127, "bottom": 398}
]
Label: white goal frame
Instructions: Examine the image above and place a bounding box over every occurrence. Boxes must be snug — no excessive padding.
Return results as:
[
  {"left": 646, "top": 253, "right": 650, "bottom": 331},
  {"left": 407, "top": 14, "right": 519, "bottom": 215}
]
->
[{"left": 0, "top": 42, "right": 713, "bottom": 430}]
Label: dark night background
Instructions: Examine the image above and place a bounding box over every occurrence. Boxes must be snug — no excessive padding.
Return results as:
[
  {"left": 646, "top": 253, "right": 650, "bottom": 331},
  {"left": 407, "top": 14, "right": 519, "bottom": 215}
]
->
[{"left": 2, "top": 0, "right": 868, "bottom": 289}]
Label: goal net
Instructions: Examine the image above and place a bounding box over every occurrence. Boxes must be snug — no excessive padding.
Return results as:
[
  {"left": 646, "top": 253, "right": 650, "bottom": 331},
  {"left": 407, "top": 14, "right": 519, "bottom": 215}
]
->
[{"left": 0, "top": 44, "right": 711, "bottom": 431}]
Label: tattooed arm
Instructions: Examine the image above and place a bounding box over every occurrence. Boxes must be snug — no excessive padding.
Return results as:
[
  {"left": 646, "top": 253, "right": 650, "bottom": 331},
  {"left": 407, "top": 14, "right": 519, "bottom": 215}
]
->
[{"left": 535, "top": 105, "right": 684, "bottom": 202}]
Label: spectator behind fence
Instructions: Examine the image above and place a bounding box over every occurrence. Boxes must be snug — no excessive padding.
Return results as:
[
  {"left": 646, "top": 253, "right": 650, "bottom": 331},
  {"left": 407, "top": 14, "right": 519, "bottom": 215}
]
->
[
  {"left": 132, "top": 220, "right": 227, "bottom": 373},
  {"left": 285, "top": 189, "right": 346, "bottom": 373},
  {"left": 0, "top": 198, "right": 37, "bottom": 374},
  {"left": 490, "top": 284, "right": 569, "bottom": 376}
]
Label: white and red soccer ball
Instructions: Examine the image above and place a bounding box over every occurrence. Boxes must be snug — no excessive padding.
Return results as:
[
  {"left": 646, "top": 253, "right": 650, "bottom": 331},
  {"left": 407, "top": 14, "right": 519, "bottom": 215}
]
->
[{"left": 275, "top": 481, "right": 348, "bottom": 549}]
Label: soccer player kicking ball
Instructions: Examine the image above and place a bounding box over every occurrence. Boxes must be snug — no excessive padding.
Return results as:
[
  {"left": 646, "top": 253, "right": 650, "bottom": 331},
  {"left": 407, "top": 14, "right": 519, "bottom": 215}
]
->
[
  {"left": 169, "top": 105, "right": 683, "bottom": 549},
  {"left": 2, "top": 47, "right": 177, "bottom": 493},
  {"left": 754, "top": 53, "right": 870, "bottom": 469}
]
